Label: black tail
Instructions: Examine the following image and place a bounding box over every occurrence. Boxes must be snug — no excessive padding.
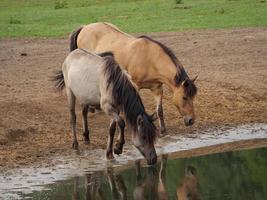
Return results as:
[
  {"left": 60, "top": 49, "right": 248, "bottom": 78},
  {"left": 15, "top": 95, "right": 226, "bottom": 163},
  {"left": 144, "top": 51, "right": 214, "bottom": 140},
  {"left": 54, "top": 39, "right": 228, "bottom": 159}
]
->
[
  {"left": 70, "top": 26, "right": 83, "bottom": 52},
  {"left": 52, "top": 70, "right": 65, "bottom": 90}
]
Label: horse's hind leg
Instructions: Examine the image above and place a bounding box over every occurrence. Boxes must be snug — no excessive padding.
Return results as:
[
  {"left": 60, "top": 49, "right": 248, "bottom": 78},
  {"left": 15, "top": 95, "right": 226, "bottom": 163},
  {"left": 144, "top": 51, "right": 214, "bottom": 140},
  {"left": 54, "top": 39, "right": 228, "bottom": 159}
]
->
[
  {"left": 151, "top": 84, "right": 166, "bottom": 135},
  {"left": 114, "top": 116, "right": 125, "bottom": 155},
  {"left": 67, "top": 88, "right": 78, "bottom": 149},
  {"left": 82, "top": 104, "right": 90, "bottom": 144}
]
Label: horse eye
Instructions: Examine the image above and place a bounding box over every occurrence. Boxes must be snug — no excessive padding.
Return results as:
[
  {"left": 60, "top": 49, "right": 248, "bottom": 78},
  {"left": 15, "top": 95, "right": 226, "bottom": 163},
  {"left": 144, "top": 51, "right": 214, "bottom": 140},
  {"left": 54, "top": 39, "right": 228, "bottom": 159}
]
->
[{"left": 183, "top": 96, "right": 188, "bottom": 101}]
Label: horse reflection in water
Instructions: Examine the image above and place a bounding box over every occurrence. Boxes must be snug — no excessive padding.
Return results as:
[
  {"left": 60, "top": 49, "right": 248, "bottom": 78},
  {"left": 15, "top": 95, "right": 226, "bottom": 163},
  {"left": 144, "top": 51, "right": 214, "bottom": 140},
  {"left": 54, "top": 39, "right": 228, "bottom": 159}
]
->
[
  {"left": 128, "top": 155, "right": 171, "bottom": 199},
  {"left": 133, "top": 156, "right": 201, "bottom": 200},
  {"left": 72, "top": 171, "right": 106, "bottom": 200},
  {"left": 85, "top": 172, "right": 106, "bottom": 200},
  {"left": 106, "top": 167, "right": 127, "bottom": 200},
  {"left": 176, "top": 166, "right": 201, "bottom": 200},
  {"left": 71, "top": 156, "right": 200, "bottom": 200}
]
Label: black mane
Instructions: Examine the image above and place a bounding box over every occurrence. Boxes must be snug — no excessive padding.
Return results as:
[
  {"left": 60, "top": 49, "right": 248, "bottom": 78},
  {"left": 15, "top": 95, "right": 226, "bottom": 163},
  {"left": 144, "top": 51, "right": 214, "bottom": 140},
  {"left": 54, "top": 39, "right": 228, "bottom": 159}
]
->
[
  {"left": 98, "top": 51, "right": 114, "bottom": 57},
  {"left": 103, "top": 56, "right": 156, "bottom": 144},
  {"left": 138, "top": 35, "right": 197, "bottom": 97}
]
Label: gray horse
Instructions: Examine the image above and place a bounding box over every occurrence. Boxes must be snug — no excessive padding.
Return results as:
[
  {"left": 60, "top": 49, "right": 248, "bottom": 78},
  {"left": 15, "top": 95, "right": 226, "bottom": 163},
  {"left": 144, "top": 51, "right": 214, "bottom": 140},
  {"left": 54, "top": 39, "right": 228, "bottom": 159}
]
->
[{"left": 54, "top": 49, "right": 158, "bottom": 165}]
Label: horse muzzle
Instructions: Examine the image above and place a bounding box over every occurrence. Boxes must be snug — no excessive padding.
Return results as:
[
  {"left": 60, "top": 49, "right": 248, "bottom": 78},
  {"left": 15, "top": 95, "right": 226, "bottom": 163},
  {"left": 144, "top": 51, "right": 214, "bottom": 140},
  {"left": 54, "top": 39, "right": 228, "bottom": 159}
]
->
[
  {"left": 138, "top": 147, "right": 157, "bottom": 165},
  {"left": 184, "top": 116, "right": 195, "bottom": 126},
  {"left": 146, "top": 148, "right": 157, "bottom": 165},
  {"left": 147, "top": 156, "right": 157, "bottom": 166}
]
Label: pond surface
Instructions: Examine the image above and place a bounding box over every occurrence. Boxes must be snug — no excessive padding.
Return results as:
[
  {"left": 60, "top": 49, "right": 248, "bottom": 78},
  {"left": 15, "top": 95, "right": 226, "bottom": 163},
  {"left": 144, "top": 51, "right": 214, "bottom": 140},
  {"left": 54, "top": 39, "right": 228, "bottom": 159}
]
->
[{"left": 21, "top": 147, "right": 267, "bottom": 200}]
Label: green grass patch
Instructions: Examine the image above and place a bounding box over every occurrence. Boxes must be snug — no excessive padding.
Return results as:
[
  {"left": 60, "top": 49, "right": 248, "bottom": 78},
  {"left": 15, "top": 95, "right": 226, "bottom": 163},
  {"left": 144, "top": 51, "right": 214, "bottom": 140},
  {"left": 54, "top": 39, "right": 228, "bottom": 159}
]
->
[
  {"left": 54, "top": 0, "right": 68, "bottom": 10},
  {"left": 0, "top": 0, "right": 267, "bottom": 38}
]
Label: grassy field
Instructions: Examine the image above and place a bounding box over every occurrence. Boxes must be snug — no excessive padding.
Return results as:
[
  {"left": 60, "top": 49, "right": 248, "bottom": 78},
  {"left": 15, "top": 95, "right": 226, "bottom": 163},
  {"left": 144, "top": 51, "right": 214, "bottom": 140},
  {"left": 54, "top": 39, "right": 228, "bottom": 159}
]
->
[{"left": 0, "top": 0, "right": 267, "bottom": 38}]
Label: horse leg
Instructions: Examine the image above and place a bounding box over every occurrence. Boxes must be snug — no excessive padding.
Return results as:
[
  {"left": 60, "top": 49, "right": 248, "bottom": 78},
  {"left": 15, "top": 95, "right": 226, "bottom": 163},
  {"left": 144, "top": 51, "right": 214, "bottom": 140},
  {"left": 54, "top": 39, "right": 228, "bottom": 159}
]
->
[
  {"left": 114, "top": 116, "right": 125, "bottom": 155},
  {"left": 81, "top": 104, "right": 90, "bottom": 144},
  {"left": 159, "top": 155, "right": 168, "bottom": 187},
  {"left": 67, "top": 88, "right": 78, "bottom": 149},
  {"left": 107, "top": 119, "right": 116, "bottom": 159},
  {"left": 102, "top": 101, "right": 121, "bottom": 159},
  {"left": 151, "top": 84, "right": 166, "bottom": 135},
  {"left": 73, "top": 177, "right": 79, "bottom": 200},
  {"left": 135, "top": 160, "right": 142, "bottom": 182}
]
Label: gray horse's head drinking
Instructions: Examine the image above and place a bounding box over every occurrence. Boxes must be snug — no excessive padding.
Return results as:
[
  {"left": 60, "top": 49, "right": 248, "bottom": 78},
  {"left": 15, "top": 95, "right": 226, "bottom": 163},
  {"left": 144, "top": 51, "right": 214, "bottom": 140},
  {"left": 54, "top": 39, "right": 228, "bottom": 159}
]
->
[{"left": 131, "top": 113, "right": 157, "bottom": 165}]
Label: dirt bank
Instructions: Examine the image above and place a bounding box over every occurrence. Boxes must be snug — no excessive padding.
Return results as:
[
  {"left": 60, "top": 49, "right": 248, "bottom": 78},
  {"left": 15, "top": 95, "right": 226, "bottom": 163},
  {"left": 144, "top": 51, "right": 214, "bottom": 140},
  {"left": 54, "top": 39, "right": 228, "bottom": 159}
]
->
[{"left": 0, "top": 27, "right": 266, "bottom": 171}]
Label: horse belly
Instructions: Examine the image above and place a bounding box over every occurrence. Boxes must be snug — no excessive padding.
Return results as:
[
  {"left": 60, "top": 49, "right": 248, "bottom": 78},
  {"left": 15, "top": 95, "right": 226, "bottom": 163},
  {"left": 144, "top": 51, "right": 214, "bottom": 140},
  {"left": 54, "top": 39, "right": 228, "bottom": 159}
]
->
[
  {"left": 68, "top": 68, "right": 101, "bottom": 106},
  {"left": 72, "top": 85, "right": 100, "bottom": 106}
]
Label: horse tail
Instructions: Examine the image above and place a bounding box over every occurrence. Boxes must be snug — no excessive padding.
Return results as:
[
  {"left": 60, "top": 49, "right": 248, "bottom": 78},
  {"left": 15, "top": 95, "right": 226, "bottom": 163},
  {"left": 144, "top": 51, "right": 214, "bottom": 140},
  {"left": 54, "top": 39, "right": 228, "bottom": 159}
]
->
[
  {"left": 70, "top": 26, "right": 83, "bottom": 52},
  {"left": 52, "top": 70, "right": 65, "bottom": 90}
]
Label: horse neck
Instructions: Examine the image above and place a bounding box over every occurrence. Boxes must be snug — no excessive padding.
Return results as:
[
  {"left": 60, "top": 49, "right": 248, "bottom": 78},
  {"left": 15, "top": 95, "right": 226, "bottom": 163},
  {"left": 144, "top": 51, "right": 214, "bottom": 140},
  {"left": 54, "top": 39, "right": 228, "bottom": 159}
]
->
[
  {"left": 119, "top": 84, "right": 145, "bottom": 125},
  {"left": 153, "top": 56, "right": 182, "bottom": 92},
  {"left": 106, "top": 63, "right": 145, "bottom": 127}
]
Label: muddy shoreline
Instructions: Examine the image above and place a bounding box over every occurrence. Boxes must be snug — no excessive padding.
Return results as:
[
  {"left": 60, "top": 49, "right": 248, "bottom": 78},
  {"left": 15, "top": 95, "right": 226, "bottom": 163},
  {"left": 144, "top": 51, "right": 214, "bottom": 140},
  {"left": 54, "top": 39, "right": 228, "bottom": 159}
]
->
[
  {"left": 0, "top": 124, "right": 267, "bottom": 199},
  {"left": 0, "top": 27, "right": 267, "bottom": 172}
]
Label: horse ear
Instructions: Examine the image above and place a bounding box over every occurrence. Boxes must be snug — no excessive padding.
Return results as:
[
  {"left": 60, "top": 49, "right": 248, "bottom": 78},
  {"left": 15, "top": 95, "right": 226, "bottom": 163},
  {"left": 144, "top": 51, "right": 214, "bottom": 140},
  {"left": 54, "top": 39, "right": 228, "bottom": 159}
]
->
[
  {"left": 185, "top": 166, "right": 197, "bottom": 177},
  {"left": 150, "top": 112, "right": 158, "bottom": 121},
  {"left": 192, "top": 75, "right": 198, "bottom": 83},
  {"left": 137, "top": 114, "right": 144, "bottom": 127},
  {"left": 182, "top": 78, "right": 189, "bottom": 87}
]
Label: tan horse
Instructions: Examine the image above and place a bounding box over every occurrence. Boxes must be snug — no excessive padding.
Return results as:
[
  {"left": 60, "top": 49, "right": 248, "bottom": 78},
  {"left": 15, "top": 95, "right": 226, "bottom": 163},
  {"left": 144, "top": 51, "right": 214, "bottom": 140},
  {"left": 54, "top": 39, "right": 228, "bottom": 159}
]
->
[
  {"left": 70, "top": 22, "right": 198, "bottom": 134},
  {"left": 176, "top": 166, "right": 201, "bottom": 200}
]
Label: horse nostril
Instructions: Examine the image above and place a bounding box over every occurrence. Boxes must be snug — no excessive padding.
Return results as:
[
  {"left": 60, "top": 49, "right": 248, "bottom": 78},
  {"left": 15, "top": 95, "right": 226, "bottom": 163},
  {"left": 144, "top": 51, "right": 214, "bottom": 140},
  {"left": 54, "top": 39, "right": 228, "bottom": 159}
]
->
[
  {"left": 151, "top": 155, "right": 157, "bottom": 165},
  {"left": 184, "top": 117, "right": 194, "bottom": 126},
  {"left": 189, "top": 118, "right": 193, "bottom": 125},
  {"left": 148, "top": 152, "right": 157, "bottom": 165}
]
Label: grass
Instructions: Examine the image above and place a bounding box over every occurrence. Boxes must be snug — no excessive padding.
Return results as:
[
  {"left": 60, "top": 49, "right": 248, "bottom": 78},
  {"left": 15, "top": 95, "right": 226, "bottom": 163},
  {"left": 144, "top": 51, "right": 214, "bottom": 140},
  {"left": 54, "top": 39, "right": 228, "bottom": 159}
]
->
[{"left": 0, "top": 0, "right": 266, "bottom": 38}]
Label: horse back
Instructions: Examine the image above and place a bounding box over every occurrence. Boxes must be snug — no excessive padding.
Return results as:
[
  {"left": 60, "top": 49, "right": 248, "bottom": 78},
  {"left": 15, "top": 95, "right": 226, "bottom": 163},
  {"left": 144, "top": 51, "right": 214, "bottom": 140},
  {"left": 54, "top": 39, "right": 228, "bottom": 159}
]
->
[
  {"left": 77, "top": 22, "right": 133, "bottom": 54},
  {"left": 76, "top": 23, "right": 176, "bottom": 88},
  {"left": 63, "top": 49, "right": 104, "bottom": 105}
]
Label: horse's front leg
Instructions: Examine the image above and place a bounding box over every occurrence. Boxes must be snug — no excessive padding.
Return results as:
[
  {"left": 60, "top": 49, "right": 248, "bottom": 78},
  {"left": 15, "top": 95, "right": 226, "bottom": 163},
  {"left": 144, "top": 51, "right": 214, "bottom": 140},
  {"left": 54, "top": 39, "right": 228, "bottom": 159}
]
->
[
  {"left": 151, "top": 85, "right": 166, "bottom": 135},
  {"left": 114, "top": 116, "right": 125, "bottom": 155},
  {"left": 106, "top": 119, "right": 116, "bottom": 159},
  {"left": 102, "top": 100, "right": 121, "bottom": 159}
]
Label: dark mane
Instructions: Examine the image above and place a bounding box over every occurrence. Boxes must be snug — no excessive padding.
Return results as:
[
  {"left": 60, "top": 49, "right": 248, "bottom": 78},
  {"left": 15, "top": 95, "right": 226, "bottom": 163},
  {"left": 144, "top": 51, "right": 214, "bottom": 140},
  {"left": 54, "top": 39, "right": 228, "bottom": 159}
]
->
[
  {"left": 139, "top": 35, "right": 180, "bottom": 67},
  {"left": 103, "top": 56, "right": 156, "bottom": 144},
  {"left": 79, "top": 48, "right": 114, "bottom": 58},
  {"left": 138, "top": 35, "right": 197, "bottom": 97},
  {"left": 98, "top": 51, "right": 114, "bottom": 57}
]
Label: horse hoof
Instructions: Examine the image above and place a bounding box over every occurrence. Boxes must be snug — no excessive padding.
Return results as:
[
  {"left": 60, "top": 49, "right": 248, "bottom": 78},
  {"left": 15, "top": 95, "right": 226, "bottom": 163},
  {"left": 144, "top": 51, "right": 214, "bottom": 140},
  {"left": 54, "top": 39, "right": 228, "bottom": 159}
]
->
[
  {"left": 159, "top": 127, "right": 166, "bottom": 136},
  {"left": 106, "top": 153, "right": 114, "bottom": 160},
  {"left": 83, "top": 136, "right": 90, "bottom": 144},
  {"left": 159, "top": 133, "right": 167, "bottom": 138},
  {"left": 114, "top": 147, "right": 122, "bottom": 155},
  {"left": 88, "top": 106, "right": 95, "bottom": 113},
  {"left": 72, "top": 141, "right": 79, "bottom": 150},
  {"left": 84, "top": 140, "right": 90, "bottom": 145}
]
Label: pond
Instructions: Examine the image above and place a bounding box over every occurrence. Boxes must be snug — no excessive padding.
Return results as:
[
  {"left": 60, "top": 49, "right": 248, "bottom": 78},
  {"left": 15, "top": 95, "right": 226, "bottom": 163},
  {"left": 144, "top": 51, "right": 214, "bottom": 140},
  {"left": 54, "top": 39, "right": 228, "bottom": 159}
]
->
[{"left": 22, "top": 147, "right": 267, "bottom": 200}]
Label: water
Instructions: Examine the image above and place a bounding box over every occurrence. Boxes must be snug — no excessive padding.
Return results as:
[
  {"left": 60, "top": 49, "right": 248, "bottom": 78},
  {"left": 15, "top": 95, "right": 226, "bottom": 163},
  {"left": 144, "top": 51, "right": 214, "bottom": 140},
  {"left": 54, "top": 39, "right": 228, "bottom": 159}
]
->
[{"left": 20, "top": 147, "right": 267, "bottom": 200}]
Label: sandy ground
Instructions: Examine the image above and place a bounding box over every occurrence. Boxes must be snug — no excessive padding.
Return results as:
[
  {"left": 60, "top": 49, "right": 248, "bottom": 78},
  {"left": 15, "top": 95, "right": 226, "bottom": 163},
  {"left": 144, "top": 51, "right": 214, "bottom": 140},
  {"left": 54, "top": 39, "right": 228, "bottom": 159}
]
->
[{"left": 0, "top": 27, "right": 267, "bottom": 171}]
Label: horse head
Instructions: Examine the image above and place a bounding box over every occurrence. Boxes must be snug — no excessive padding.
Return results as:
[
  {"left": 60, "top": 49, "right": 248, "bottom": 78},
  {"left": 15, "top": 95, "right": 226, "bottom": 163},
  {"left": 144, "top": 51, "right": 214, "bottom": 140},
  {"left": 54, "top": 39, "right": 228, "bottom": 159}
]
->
[
  {"left": 132, "top": 113, "right": 158, "bottom": 165},
  {"left": 172, "top": 76, "right": 198, "bottom": 126}
]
